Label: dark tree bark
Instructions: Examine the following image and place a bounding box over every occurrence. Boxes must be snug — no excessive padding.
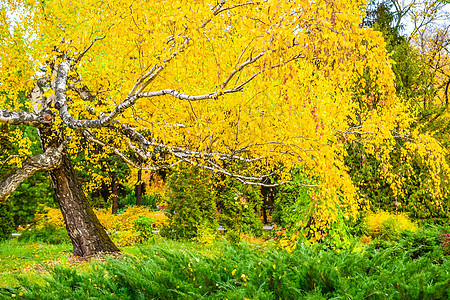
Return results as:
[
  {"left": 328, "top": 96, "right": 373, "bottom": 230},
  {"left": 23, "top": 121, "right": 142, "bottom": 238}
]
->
[
  {"left": 38, "top": 120, "right": 120, "bottom": 257},
  {"left": 111, "top": 175, "right": 118, "bottom": 214},
  {"left": 48, "top": 152, "right": 120, "bottom": 256},
  {"left": 261, "top": 181, "right": 276, "bottom": 224},
  {"left": 135, "top": 168, "right": 142, "bottom": 206},
  {"left": 445, "top": 78, "right": 450, "bottom": 107}
]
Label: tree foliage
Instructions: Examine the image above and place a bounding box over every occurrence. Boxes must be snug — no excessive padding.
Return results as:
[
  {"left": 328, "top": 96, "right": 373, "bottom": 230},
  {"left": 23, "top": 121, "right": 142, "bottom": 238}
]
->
[{"left": 1, "top": 0, "right": 449, "bottom": 245}]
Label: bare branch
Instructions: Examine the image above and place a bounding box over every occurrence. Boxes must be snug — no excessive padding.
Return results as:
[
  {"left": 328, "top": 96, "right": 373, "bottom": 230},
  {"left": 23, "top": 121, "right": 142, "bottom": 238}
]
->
[
  {"left": 221, "top": 50, "right": 265, "bottom": 89},
  {"left": 216, "top": 1, "right": 261, "bottom": 14},
  {"left": 198, "top": 0, "right": 225, "bottom": 29},
  {"left": 136, "top": 87, "right": 239, "bottom": 101},
  {"left": 81, "top": 129, "right": 176, "bottom": 171},
  {"left": 74, "top": 36, "right": 106, "bottom": 64},
  {"left": 134, "top": 37, "right": 191, "bottom": 95},
  {"left": 178, "top": 156, "right": 281, "bottom": 187}
]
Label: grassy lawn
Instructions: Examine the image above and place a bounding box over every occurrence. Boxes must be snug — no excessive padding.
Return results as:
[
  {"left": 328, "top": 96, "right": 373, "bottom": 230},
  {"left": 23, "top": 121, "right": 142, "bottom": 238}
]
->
[
  {"left": 0, "top": 239, "right": 72, "bottom": 287},
  {"left": 0, "top": 230, "right": 449, "bottom": 299}
]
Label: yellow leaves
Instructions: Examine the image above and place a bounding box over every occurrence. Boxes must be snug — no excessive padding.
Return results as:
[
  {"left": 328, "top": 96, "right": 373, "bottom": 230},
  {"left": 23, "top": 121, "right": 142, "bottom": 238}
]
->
[
  {"left": 366, "top": 210, "right": 417, "bottom": 238},
  {"left": 3, "top": 0, "right": 447, "bottom": 245},
  {"left": 36, "top": 205, "right": 168, "bottom": 246}
]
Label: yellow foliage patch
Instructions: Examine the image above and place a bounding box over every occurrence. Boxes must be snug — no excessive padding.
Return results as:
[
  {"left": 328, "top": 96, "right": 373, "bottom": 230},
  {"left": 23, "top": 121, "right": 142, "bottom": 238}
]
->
[
  {"left": 35, "top": 206, "right": 168, "bottom": 247},
  {"left": 366, "top": 210, "right": 417, "bottom": 238},
  {"left": 35, "top": 207, "right": 65, "bottom": 229},
  {"left": 195, "top": 223, "right": 217, "bottom": 245}
]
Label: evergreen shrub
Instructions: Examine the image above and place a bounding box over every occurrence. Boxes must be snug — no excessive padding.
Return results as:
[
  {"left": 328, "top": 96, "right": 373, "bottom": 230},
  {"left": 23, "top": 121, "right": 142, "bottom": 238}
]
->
[
  {"left": 217, "top": 178, "right": 263, "bottom": 236},
  {"left": 3, "top": 237, "right": 449, "bottom": 299},
  {"left": 272, "top": 170, "right": 312, "bottom": 229},
  {"left": 119, "top": 188, "right": 158, "bottom": 209},
  {"left": 18, "top": 224, "right": 70, "bottom": 245},
  {"left": 0, "top": 203, "right": 14, "bottom": 241},
  {"left": 161, "top": 165, "right": 218, "bottom": 239}
]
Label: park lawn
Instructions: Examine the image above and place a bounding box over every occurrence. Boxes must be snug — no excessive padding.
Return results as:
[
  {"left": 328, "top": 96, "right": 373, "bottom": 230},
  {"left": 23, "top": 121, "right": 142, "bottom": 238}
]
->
[
  {"left": 0, "top": 231, "right": 449, "bottom": 299},
  {"left": 0, "top": 236, "right": 252, "bottom": 287},
  {"left": 0, "top": 239, "right": 73, "bottom": 287}
]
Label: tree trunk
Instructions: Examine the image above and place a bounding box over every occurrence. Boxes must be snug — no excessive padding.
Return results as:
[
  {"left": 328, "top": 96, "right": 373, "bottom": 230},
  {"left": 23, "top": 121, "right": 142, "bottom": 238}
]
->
[
  {"left": 23, "top": 74, "right": 120, "bottom": 257},
  {"left": 49, "top": 152, "right": 120, "bottom": 257},
  {"left": 111, "top": 175, "right": 118, "bottom": 214},
  {"left": 37, "top": 123, "right": 120, "bottom": 257},
  {"left": 135, "top": 168, "right": 142, "bottom": 206}
]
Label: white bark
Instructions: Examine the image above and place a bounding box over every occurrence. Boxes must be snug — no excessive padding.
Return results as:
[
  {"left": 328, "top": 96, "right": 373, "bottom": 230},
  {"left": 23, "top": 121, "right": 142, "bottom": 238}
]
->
[{"left": 0, "top": 109, "right": 52, "bottom": 127}]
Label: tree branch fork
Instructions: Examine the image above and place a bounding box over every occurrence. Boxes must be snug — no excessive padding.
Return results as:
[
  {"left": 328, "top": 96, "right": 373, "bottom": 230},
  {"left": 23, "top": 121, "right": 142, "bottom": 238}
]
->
[
  {"left": 1, "top": 23, "right": 307, "bottom": 189},
  {"left": 0, "top": 142, "right": 67, "bottom": 202}
]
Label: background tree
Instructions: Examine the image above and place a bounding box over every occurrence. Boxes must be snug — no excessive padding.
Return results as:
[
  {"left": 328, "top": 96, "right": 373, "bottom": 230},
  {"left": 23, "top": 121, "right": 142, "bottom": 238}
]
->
[
  {"left": 1, "top": 0, "right": 449, "bottom": 255},
  {"left": 343, "top": 0, "right": 450, "bottom": 225}
]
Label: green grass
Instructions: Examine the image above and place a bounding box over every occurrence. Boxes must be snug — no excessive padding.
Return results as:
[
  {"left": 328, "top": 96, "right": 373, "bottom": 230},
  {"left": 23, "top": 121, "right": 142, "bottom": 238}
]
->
[
  {"left": 0, "top": 239, "right": 72, "bottom": 287},
  {"left": 0, "top": 234, "right": 449, "bottom": 299}
]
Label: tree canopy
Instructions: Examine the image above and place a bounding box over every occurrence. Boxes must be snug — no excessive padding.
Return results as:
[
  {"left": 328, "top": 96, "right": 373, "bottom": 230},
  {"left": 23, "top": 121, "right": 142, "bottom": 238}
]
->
[{"left": 1, "top": 0, "right": 448, "bottom": 250}]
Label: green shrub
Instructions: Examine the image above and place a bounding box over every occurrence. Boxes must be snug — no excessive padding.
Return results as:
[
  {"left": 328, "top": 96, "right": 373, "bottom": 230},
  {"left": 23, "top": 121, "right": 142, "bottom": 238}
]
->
[
  {"left": 195, "top": 222, "right": 217, "bottom": 245},
  {"left": 272, "top": 171, "right": 313, "bottom": 228},
  {"left": 368, "top": 224, "right": 446, "bottom": 260},
  {"left": 217, "top": 178, "right": 263, "bottom": 236},
  {"left": 225, "top": 229, "right": 241, "bottom": 246},
  {"left": 4, "top": 237, "right": 449, "bottom": 299},
  {"left": 133, "top": 215, "right": 154, "bottom": 242},
  {"left": 345, "top": 141, "right": 450, "bottom": 223},
  {"left": 0, "top": 202, "right": 14, "bottom": 241},
  {"left": 119, "top": 188, "right": 158, "bottom": 209},
  {"left": 161, "top": 165, "right": 218, "bottom": 239},
  {"left": 1, "top": 125, "right": 56, "bottom": 227},
  {"left": 270, "top": 169, "right": 353, "bottom": 248},
  {"left": 18, "top": 224, "right": 70, "bottom": 245}
]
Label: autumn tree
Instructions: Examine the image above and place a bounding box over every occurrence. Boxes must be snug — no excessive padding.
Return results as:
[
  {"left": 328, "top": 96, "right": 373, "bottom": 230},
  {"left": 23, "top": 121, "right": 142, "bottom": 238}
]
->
[
  {"left": 345, "top": 0, "right": 450, "bottom": 223},
  {"left": 1, "top": 0, "right": 448, "bottom": 255}
]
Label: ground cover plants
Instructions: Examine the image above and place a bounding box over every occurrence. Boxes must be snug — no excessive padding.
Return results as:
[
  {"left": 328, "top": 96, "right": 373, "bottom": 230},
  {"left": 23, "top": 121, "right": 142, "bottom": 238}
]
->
[{"left": 1, "top": 225, "right": 449, "bottom": 299}]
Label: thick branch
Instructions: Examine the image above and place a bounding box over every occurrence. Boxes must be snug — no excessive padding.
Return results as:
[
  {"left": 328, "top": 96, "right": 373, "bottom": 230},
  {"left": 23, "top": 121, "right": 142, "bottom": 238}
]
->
[
  {"left": 0, "top": 144, "right": 65, "bottom": 202},
  {"left": 0, "top": 109, "right": 53, "bottom": 127},
  {"left": 179, "top": 156, "right": 281, "bottom": 187}
]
